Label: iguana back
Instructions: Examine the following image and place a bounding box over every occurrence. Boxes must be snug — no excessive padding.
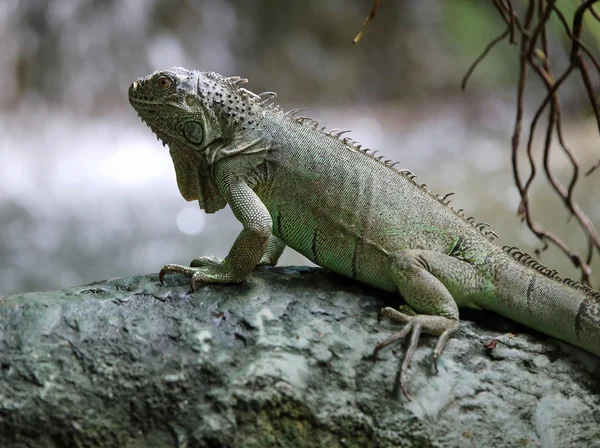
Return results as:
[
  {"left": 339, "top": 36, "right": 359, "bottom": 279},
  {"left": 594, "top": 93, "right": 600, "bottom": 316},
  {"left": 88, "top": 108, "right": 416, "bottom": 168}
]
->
[{"left": 252, "top": 111, "right": 493, "bottom": 289}]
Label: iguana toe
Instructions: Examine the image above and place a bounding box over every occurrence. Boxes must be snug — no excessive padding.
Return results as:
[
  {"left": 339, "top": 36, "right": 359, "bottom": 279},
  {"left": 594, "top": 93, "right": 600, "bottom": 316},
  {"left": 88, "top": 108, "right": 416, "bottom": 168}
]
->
[
  {"left": 374, "top": 308, "right": 459, "bottom": 399},
  {"left": 159, "top": 261, "right": 246, "bottom": 290},
  {"left": 159, "top": 263, "right": 198, "bottom": 284}
]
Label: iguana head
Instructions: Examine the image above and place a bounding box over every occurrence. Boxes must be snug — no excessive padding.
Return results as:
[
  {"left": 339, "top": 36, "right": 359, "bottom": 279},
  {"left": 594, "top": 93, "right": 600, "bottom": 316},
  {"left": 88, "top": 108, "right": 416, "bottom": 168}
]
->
[{"left": 128, "top": 67, "right": 227, "bottom": 212}]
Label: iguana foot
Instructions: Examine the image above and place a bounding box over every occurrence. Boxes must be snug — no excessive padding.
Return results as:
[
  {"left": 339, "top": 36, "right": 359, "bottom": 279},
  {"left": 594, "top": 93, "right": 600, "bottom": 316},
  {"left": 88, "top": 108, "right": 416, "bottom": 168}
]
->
[
  {"left": 374, "top": 307, "right": 459, "bottom": 399},
  {"left": 192, "top": 255, "right": 272, "bottom": 268},
  {"left": 159, "top": 261, "right": 243, "bottom": 290},
  {"left": 190, "top": 256, "right": 222, "bottom": 267}
]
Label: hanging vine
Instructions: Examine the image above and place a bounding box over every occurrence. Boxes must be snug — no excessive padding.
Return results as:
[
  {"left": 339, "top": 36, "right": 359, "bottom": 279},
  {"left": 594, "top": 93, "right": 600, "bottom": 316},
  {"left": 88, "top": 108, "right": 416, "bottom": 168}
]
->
[{"left": 355, "top": 0, "right": 600, "bottom": 285}]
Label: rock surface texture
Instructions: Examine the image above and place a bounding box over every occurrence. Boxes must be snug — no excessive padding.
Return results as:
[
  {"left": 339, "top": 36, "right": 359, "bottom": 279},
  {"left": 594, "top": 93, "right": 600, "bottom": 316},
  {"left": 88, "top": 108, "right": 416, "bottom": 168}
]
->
[{"left": 0, "top": 266, "right": 598, "bottom": 448}]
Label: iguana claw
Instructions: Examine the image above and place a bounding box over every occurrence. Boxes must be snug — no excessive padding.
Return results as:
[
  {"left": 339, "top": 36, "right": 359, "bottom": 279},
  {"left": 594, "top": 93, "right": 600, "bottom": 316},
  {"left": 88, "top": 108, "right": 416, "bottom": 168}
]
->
[
  {"left": 158, "top": 260, "right": 245, "bottom": 290},
  {"left": 158, "top": 267, "right": 167, "bottom": 284},
  {"left": 190, "top": 275, "right": 201, "bottom": 292},
  {"left": 374, "top": 307, "right": 459, "bottom": 399},
  {"left": 158, "top": 263, "right": 202, "bottom": 289}
]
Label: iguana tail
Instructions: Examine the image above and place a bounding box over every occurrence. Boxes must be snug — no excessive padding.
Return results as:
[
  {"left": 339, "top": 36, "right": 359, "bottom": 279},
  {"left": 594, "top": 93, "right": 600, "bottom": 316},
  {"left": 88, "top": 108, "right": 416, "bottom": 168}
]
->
[{"left": 489, "top": 248, "right": 600, "bottom": 356}]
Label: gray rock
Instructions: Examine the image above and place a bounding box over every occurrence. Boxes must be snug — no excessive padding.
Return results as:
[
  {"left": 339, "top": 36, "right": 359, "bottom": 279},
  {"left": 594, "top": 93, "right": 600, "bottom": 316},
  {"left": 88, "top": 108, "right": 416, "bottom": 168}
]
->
[{"left": 0, "top": 266, "right": 598, "bottom": 448}]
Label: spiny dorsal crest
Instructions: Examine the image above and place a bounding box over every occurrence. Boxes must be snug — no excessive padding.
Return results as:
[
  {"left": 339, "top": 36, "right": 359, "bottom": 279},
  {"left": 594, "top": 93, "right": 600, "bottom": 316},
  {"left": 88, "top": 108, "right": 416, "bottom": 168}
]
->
[
  {"left": 220, "top": 75, "right": 499, "bottom": 242},
  {"left": 503, "top": 246, "right": 600, "bottom": 301},
  {"left": 258, "top": 92, "right": 277, "bottom": 105},
  {"left": 284, "top": 108, "right": 306, "bottom": 117},
  {"left": 225, "top": 76, "right": 248, "bottom": 87}
]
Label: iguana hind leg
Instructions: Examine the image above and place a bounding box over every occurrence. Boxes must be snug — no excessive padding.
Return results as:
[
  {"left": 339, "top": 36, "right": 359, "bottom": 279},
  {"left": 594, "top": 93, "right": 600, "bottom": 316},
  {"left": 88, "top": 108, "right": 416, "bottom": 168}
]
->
[{"left": 376, "top": 249, "right": 486, "bottom": 398}]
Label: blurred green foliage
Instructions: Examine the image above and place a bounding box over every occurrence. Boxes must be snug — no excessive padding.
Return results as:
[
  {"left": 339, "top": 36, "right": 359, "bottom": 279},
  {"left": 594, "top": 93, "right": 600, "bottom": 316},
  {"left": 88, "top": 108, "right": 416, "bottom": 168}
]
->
[
  {"left": 554, "top": 0, "right": 600, "bottom": 47},
  {"left": 442, "top": 0, "right": 513, "bottom": 84}
]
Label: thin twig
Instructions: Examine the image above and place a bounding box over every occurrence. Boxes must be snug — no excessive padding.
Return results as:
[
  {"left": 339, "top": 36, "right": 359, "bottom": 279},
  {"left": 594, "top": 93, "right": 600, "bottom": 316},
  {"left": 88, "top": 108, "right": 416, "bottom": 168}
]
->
[
  {"left": 551, "top": 4, "right": 600, "bottom": 74},
  {"left": 353, "top": 0, "right": 383, "bottom": 44},
  {"left": 512, "top": 0, "right": 536, "bottom": 220},
  {"left": 492, "top": 0, "right": 512, "bottom": 26},
  {"left": 506, "top": 0, "right": 516, "bottom": 42},
  {"left": 462, "top": 29, "right": 510, "bottom": 91},
  {"left": 354, "top": 0, "right": 600, "bottom": 284},
  {"left": 588, "top": 0, "right": 600, "bottom": 21},
  {"left": 465, "top": 0, "right": 600, "bottom": 284}
]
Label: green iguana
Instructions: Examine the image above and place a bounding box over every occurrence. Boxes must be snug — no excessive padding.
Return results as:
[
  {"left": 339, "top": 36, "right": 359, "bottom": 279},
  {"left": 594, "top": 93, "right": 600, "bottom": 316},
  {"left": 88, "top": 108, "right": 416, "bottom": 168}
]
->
[{"left": 128, "top": 67, "right": 600, "bottom": 397}]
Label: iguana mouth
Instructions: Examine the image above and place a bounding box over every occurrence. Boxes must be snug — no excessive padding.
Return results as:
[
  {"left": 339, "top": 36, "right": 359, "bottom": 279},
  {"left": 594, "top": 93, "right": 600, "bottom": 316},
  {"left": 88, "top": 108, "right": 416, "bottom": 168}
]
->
[
  {"left": 129, "top": 79, "right": 194, "bottom": 149},
  {"left": 128, "top": 80, "right": 157, "bottom": 105},
  {"left": 129, "top": 97, "right": 161, "bottom": 106}
]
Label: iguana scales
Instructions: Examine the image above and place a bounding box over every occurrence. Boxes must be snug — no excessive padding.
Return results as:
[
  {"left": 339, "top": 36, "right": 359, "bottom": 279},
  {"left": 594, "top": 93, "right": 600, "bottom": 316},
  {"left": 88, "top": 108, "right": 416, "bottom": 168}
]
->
[{"left": 129, "top": 68, "right": 600, "bottom": 397}]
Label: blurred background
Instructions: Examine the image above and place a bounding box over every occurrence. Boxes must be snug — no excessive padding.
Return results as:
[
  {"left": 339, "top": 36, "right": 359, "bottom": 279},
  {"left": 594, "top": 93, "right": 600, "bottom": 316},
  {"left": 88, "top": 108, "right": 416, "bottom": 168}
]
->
[{"left": 1, "top": 0, "right": 599, "bottom": 295}]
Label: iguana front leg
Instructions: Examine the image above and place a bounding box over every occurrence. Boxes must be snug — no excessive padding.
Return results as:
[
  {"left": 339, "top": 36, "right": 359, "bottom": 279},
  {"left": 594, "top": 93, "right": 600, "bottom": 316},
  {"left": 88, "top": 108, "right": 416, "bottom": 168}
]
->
[
  {"left": 257, "top": 235, "right": 286, "bottom": 266},
  {"left": 189, "top": 235, "right": 285, "bottom": 268},
  {"left": 160, "top": 180, "right": 272, "bottom": 290},
  {"left": 375, "top": 250, "right": 486, "bottom": 398}
]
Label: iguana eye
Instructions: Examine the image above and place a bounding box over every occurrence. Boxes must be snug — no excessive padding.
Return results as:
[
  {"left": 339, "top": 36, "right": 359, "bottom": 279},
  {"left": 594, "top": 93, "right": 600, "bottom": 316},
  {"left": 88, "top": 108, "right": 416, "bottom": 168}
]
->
[
  {"left": 156, "top": 76, "right": 172, "bottom": 89},
  {"left": 183, "top": 121, "right": 203, "bottom": 144}
]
